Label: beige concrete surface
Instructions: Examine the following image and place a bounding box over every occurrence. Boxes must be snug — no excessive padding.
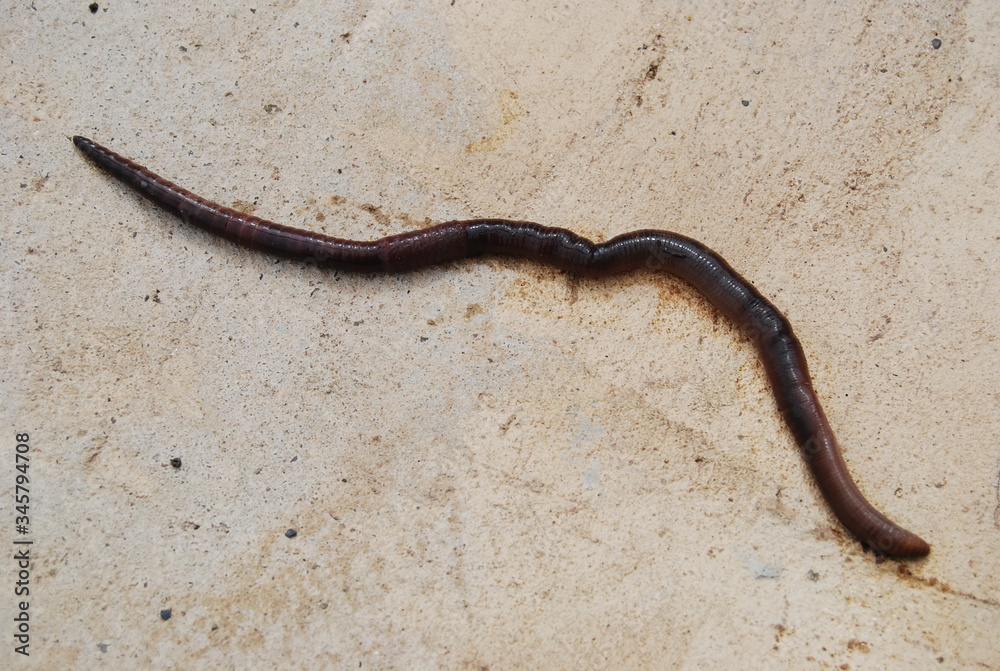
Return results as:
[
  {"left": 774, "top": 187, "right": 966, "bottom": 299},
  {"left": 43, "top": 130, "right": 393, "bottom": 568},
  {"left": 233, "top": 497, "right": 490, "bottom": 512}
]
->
[{"left": 2, "top": 1, "right": 999, "bottom": 669}]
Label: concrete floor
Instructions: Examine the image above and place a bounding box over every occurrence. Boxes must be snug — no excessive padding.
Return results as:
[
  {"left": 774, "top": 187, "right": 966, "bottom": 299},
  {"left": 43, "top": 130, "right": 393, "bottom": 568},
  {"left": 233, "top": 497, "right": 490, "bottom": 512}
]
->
[{"left": 2, "top": 1, "right": 998, "bottom": 669}]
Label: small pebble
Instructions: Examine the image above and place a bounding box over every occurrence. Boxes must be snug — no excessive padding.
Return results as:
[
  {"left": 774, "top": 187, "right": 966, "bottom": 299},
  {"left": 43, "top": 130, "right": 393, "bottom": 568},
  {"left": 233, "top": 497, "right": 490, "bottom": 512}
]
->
[
  {"left": 169, "top": 457, "right": 182, "bottom": 469},
  {"left": 741, "top": 99, "right": 750, "bottom": 107},
  {"left": 160, "top": 609, "right": 172, "bottom": 621},
  {"left": 89, "top": 3, "right": 99, "bottom": 13},
  {"left": 284, "top": 528, "right": 298, "bottom": 538},
  {"left": 931, "top": 38, "right": 942, "bottom": 49}
]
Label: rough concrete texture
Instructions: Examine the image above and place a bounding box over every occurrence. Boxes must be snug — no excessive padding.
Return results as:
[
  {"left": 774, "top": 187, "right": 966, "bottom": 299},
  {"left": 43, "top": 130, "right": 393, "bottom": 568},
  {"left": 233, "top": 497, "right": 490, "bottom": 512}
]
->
[{"left": 2, "top": 1, "right": 998, "bottom": 669}]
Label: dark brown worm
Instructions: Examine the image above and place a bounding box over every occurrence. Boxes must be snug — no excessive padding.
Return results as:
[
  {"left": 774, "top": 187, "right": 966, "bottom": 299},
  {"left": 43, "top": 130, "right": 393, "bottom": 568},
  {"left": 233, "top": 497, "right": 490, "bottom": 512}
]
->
[{"left": 72, "top": 135, "right": 930, "bottom": 558}]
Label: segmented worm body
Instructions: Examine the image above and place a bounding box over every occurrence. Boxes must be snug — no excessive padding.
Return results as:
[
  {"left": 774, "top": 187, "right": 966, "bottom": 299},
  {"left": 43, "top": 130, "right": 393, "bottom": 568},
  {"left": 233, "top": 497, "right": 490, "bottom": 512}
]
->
[{"left": 73, "top": 135, "right": 929, "bottom": 557}]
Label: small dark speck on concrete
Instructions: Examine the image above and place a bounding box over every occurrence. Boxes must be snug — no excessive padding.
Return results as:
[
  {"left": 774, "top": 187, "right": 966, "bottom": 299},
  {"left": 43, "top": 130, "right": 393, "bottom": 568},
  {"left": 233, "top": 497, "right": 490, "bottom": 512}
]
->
[
  {"left": 741, "top": 100, "right": 750, "bottom": 107},
  {"left": 342, "top": 478, "right": 348, "bottom": 483},
  {"left": 160, "top": 609, "right": 172, "bottom": 621},
  {"left": 285, "top": 528, "right": 298, "bottom": 538},
  {"left": 169, "top": 457, "right": 182, "bottom": 469},
  {"left": 89, "top": 3, "right": 99, "bottom": 13},
  {"left": 97, "top": 643, "right": 109, "bottom": 653},
  {"left": 806, "top": 569, "right": 820, "bottom": 581},
  {"left": 932, "top": 38, "right": 942, "bottom": 49}
]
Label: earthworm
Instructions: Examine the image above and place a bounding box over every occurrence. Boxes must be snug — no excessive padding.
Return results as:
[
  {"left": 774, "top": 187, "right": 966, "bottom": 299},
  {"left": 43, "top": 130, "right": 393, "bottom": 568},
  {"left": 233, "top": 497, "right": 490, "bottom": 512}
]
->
[{"left": 72, "top": 135, "right": 930, "bottom": 558}]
